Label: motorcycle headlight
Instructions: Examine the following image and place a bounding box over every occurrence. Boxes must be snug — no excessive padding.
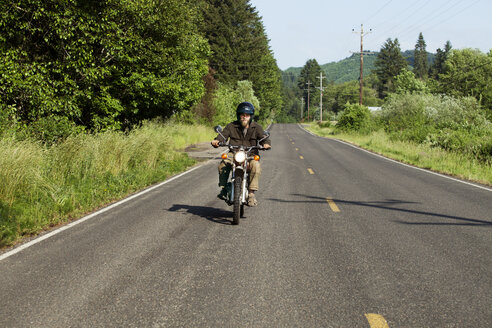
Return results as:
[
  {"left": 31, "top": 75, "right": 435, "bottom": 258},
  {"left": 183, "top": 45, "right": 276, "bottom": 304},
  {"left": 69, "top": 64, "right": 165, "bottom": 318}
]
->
[{"left": 234, "top": 151, "right": 246, "bottom": 163}]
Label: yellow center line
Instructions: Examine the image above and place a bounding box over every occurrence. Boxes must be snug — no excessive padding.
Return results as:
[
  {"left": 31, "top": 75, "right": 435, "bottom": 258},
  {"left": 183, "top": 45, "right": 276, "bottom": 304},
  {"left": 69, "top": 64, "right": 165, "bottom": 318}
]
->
[
  {"left": 307, "top": 168, "right": 314, "bottom": 175},
  {"left": 295, "top": 148, "right": 299, "bottom": 151},
  {"left": 292, "top": 142, "right": 295, "bottom": 145},
  {"left": 365, "top": 314, "right": 390, "bottom": 328},
  {"left": 326, "top": 197, "right": 340, "bottom": 212},
  {"left": 299, "top": 156, "right": 304, "bottom": 159}
]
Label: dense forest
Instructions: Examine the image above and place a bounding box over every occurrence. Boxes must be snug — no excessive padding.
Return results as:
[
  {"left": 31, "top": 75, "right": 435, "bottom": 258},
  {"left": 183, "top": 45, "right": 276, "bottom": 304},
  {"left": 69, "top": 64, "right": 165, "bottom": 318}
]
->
[{"left": 0, "top": 0, "right": 282, "bottom": 143}]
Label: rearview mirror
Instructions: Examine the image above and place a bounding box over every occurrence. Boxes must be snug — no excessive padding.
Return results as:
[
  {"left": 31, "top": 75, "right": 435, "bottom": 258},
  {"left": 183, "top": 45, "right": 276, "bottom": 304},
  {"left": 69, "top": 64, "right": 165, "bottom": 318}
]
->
[{"left": 214, "top": 125, "right": 223, "bottom": 133}]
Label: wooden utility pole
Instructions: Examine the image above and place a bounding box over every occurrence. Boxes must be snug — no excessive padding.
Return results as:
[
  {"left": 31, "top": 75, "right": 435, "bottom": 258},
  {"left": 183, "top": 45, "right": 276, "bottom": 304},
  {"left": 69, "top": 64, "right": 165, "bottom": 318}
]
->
[
  {"left": 300, "top": 97, "right": 304, "bottom": 121},
  {"left": 316, "top": 72, "right": 325, "bottom": 122},
  {"left": 306, "top": 81, "right": 311, "bottom": 121},
  {"left": 352, "top": 24, "right": 372, "bottom": 105}
]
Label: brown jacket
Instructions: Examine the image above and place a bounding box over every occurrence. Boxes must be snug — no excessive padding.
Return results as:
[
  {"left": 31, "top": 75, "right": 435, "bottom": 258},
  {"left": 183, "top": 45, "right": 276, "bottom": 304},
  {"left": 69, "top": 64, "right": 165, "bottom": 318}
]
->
[{"left": 215, "top": 121, "right": 271, "bottom": 154}]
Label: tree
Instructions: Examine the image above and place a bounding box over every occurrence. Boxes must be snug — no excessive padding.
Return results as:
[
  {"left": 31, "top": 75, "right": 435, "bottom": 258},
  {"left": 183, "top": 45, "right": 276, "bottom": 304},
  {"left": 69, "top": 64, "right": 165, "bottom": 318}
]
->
[
  {"left": 0, "top": 0, "right": 210, "bottom": 136},
  {"left": 297, "top": 59, "right": 321, "bottom": 118},
  {"left": 374, "top": 38, "right": 407, "bottom": 97},
  {"left": 429, "top": 41, "right": 452, "bottom": 79},
  {"left": 414, "top": 33, "right": 428, "bottom": 79},
  {"left": 438, "top": 48, "right": 492, "bottom": 115},
  {"left": 394, "top": 69, "right": 429, "bottom": 94},
  {"left": 199, "top": 0, "right": 282, "bottom": 121}
]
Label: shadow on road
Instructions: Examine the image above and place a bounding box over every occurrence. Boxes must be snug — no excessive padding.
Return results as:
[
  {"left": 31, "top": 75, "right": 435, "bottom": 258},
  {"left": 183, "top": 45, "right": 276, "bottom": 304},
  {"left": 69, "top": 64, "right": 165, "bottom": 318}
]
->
[
  {"left": 168, "top": 204, "right": 234, "bottom": 225},
  {"left": 266, "top": 194, "right": 492, "bottom": 227}
]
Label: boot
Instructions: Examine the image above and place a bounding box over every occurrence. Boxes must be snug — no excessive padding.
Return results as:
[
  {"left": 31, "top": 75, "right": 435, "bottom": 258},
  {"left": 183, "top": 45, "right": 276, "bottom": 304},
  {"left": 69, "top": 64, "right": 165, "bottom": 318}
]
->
[{"left": 247, "top": 193, "right": 257, "bottom": 207}]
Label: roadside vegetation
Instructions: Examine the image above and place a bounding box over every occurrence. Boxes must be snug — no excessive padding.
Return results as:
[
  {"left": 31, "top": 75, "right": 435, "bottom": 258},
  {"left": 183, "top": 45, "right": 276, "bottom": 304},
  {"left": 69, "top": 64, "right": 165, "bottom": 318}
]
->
[
  {"left": 283, "top": 34, "right": 491, "bottom": 187},
  {"left": 0, "top": 122, "right": 215, "bottom": 247},
  {"left": 0, "top": 1, "right": 279, "bottom": 247},
  {"left": 305, "top": 93, "right": 492, "bottom": 186}
]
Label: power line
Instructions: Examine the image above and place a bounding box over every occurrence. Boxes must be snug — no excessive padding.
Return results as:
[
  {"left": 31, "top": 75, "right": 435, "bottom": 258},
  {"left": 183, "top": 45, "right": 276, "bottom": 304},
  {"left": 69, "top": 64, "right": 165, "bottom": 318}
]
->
[
  {"left": 371, "top": 0, "right": 427, "bottom": 31},
  {"left": 364, "top": 0, "right": 394, "bottom": 25},
  {"left": 369, "top": 0, "right": 436, "bottom": 48},
  {"left": 420, "top": 0, "right": 482, "bottom": 34},
  {"left": 397, "top": 0, "right": 462, "bottom": 39},
  {"left": 369, "top": 0, "right": 483, "bottom": 53},
  {"left": 379, "top": 0, "right": 432, "bottom": 38}
]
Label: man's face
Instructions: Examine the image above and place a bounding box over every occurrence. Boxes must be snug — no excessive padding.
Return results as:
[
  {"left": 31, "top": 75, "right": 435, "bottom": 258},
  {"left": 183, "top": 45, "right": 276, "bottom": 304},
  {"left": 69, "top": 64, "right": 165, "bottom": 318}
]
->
[{"left": 240, "top": 113, "right": 250, "bottom": 128}]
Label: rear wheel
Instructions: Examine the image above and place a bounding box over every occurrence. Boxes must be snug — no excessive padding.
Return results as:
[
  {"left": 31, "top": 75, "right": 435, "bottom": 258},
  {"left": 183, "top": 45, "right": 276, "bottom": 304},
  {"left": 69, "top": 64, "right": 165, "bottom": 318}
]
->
[{"left": 232, "top": 176, "right": 243, "bottom": 225}]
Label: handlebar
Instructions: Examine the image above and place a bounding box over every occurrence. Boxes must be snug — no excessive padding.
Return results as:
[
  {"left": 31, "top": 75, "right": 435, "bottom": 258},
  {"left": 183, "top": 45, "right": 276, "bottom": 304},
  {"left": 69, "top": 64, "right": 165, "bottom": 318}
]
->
[{"left": 218, "top": 143, "right": 270, "bottom": 151}]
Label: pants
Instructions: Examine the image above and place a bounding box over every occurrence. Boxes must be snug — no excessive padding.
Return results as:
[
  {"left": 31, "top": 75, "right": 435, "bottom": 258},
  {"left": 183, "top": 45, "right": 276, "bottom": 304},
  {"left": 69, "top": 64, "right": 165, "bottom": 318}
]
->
[{"left": 218, "top": 158, "right": 261, "bottom": 191}]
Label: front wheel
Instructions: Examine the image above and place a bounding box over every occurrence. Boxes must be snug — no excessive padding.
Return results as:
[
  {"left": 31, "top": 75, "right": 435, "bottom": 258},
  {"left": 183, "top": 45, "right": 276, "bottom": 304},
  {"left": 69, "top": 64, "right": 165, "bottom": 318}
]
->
[{"left": 232, "top": 176, "right": 243, "bottom": 225}]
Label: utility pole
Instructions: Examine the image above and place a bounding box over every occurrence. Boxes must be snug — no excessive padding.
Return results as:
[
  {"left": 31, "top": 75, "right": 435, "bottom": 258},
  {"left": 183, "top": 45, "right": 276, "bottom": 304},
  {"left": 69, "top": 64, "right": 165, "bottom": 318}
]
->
[
  {"left": 306, "top": 81, "right": 311, "bottom": 121},
  {"left": 352, "top": 24, "right": 372, "bottom": 105},
  {"left": 300, "top": 97, "right": 304, "bottom": 121},
  {"left": 316, "top": 72, "right": 325, "bottom": 122}
]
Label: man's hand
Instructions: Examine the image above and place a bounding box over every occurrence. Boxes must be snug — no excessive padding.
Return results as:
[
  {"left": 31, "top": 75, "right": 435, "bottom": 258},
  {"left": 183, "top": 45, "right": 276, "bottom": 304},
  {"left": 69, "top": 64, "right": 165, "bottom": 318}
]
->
[
  {"left": 263, "top": 144, "right": 271, "bottom": 150},
  {"left": 211, "top": 140, "right": 220, "bottom": 148}
]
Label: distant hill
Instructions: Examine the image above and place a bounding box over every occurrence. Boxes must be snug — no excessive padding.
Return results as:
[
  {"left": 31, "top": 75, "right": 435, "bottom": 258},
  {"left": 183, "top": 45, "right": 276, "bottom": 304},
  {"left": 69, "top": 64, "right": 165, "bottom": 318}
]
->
[
  {"left": 283, "top": 51, "right": 435, "bottom": 85},
  {"left": 320, "top": 53, "right": 378, "bottom": 84},
  {"left": 402, "top": 50, "right": 436, "bottom": 67}
]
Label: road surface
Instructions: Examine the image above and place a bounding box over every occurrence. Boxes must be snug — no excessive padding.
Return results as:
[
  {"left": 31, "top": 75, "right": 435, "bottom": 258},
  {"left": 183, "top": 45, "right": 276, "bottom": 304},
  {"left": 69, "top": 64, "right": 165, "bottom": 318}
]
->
[{"left": 1, "top": 124, "right": 491, "bottom": 327}]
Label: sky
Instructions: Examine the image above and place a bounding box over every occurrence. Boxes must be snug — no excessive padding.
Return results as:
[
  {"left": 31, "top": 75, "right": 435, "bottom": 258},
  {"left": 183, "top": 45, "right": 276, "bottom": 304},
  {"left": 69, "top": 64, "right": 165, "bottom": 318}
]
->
[{"left": 248, "top": 0, "right": 492, "bottom": 70}]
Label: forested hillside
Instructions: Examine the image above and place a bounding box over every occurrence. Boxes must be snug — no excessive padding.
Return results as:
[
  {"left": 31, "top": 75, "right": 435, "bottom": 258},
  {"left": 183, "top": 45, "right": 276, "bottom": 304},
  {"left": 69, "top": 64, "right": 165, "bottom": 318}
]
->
[
  {"left": 284, "top": 51, "right": 435, "bottom": 85},
  {"left": 284, "top": 53, "right": 377, "bottom": 84}
]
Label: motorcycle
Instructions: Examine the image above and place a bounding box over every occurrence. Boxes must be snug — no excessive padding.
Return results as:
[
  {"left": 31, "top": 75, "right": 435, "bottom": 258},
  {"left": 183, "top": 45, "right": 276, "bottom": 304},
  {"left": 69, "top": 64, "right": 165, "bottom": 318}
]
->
[{"left": 214, "top": 125, "right": 270, "bottom": 225}]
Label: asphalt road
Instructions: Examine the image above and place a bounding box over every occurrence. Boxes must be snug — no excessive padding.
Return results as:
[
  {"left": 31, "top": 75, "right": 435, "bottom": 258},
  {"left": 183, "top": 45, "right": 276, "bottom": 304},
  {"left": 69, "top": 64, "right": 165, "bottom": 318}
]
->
[{"left": 1, "top": 124, "right": 491, "bottom": 327}]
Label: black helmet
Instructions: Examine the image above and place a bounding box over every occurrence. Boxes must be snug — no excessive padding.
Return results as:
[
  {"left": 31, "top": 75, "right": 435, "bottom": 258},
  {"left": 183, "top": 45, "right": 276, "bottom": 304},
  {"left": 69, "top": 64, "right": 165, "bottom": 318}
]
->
[{"left": 236, "top": 102, "right": 255, "bottom": 123}]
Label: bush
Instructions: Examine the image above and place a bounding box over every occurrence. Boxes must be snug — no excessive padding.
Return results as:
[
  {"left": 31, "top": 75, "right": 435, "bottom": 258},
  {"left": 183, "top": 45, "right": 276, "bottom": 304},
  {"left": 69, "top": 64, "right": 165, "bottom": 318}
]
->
[
  {"left": 381, "top": 93, "right": 492, "bottom": 162},
  {"left": 25, "top": 115, "right": 85, "bottom": 145},
  {"left": 318, "top": 121, "right": 331, "bottom": 128},
  {"left": 336, "top": 103, "right": 371, "bottom": 132},
  {"left": 212, "top": 80, "right": 260, "bottom": 126},
  {"left": 394, "top": 69, "right": 429, "bottom": 94}
]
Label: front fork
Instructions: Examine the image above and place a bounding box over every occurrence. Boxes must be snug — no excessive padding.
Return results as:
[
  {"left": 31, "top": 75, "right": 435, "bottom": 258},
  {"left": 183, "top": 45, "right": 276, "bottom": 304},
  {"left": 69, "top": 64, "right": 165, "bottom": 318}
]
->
[{"left": 230, "top": 162, "right": 249, "bottom": 204}]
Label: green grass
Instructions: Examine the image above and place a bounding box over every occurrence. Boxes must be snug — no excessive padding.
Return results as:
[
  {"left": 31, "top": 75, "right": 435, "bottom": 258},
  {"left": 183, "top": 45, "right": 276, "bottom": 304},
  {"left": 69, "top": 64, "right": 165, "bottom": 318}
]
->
[
  {"left": 305, "top": 123, "right": 492, "bottom": 186},
  {"left": 0, "top": 121, "right": 215, "bottom": 247}
]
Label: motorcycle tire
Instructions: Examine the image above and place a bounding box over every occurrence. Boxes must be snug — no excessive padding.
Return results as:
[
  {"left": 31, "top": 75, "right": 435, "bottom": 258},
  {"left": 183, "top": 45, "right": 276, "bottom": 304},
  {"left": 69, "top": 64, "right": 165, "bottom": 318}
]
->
[{"left": 232, "top": 176, "right": 242, "bottom": 225}]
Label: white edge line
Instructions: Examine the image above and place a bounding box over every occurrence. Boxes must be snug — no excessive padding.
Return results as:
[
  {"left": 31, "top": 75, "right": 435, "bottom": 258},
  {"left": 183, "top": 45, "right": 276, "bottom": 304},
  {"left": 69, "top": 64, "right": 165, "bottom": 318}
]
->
[
  {"left": 298, "top": 123, "right": 492, "bottom": 192},
  {"left": 0, "top": 165, "right": 204, "bottom": 262}
]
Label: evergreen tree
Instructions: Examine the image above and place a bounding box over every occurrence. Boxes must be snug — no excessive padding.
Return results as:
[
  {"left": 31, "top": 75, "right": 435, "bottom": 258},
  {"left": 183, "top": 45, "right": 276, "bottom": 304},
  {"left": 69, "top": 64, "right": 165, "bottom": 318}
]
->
[
  {"left": 414, "top": 33, "right": 428, "bottom": 79},
  {"left": 199, "top": 0, "right": 282, "bottom": 121},
  {"left": 430, "top": 41, "right": 452, "bottom": 79},
  {"left": 374, "top": 38, "right": 407, "bottom": 97},
  {"left": 297, "top": 59, "right": 321, "bottom": 117}
]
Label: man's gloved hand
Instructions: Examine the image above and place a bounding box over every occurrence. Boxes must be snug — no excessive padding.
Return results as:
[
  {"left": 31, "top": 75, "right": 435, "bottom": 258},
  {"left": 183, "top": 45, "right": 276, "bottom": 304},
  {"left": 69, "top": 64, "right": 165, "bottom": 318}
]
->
[{"left": 211, "top": 140, "right": 220, "bottom": 148}]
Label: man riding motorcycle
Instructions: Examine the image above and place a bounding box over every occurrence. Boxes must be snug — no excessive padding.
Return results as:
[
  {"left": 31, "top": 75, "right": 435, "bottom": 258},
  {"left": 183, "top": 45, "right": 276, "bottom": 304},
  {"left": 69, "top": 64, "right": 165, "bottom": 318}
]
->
[{"left": 211, "top": 102, "right": 271, "bottom": 206}]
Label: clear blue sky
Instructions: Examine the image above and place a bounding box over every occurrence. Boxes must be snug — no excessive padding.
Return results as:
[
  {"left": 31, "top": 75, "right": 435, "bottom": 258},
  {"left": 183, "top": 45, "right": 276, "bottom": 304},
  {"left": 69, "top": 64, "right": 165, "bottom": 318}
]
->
[{"left": 249, "top": 0, "right": 492, "bottom": 70}]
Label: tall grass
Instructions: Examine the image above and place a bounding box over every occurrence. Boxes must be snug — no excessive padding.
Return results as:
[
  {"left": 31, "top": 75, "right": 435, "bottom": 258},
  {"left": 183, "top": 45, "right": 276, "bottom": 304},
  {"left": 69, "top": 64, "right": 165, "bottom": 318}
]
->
[
  {"left": 306, "top": 124, "right": 492, "bottom": 186},
  {"left": 0, "top": 121, "right": 215, "bottom": 247}
]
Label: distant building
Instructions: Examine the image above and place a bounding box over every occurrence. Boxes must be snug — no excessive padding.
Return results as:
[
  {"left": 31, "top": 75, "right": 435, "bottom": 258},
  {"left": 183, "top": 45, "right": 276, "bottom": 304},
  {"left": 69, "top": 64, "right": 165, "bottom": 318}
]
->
[{"left": 368, "top": 107, "right": 382, "bottom": 112}]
